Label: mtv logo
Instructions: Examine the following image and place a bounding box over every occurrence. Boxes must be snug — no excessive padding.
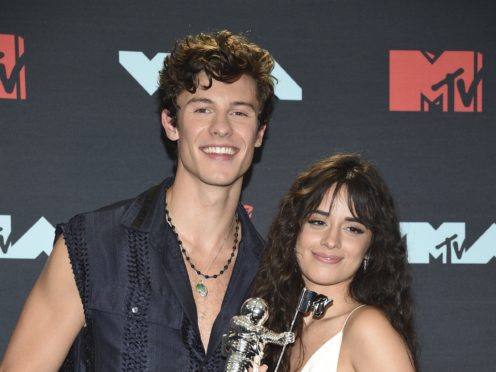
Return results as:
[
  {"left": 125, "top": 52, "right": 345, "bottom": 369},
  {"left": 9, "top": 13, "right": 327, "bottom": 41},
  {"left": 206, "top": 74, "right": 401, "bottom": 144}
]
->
[
  {"left": 0, "top": 215, "right": 55, "bottom": 259},
  {"left": 119, "top": 51, "right": 302, "bottom": 100},
  {"left": 401, "top": 222, "right": 496, "bottom": 264},
  {"left": 389, "top": 50, "right": 482, "bottom": 112},
  {"left": 242, "top": 204, "right": 253, "bottom": 219},
  {"left": 0, "top": 34, "right": 26, "bottom": 100}
]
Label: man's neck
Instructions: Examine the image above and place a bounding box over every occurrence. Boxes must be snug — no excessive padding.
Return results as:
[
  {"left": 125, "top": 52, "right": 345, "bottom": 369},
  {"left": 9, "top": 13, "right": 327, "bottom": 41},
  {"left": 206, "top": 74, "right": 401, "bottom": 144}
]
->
[{"left": 166, "top": 173, "right": 243, "bottom": 252}]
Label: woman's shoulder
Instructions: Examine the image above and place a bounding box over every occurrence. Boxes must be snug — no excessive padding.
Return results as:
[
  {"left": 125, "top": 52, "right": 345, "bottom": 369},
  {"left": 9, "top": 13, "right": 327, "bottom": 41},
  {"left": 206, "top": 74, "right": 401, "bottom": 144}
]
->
[
  {"left": 340, "top": 305, "right": 414, "bottom": 371},
  {"left": 344, "top": 305, "right": 398, "bottom": 342}
]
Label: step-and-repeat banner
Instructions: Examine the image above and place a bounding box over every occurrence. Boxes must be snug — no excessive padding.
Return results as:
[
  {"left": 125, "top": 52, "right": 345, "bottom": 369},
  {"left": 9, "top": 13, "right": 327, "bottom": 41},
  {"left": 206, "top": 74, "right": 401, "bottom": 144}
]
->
[{"left": 1, "top": 1, "right": 495, "bottom": 370}]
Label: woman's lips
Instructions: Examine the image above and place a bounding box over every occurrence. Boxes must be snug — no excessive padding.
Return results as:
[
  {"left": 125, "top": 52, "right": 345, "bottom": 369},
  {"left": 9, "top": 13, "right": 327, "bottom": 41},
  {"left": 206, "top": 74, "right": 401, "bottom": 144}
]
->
[{"left": 312, "top": 252, "right": 343, "bottom": 264}]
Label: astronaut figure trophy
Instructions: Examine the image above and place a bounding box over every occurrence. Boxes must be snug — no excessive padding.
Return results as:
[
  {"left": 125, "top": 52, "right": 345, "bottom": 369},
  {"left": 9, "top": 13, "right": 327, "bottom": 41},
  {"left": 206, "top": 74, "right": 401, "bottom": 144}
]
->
[{"left": 222, "top": 298, "right": 295, "bottom": 372}]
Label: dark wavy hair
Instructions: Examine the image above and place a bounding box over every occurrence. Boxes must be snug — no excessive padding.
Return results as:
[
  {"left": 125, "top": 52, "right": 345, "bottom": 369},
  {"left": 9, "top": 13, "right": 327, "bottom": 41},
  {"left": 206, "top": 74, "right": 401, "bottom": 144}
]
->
[
  {"left": 251, "top": 153, "right": 418, "bottom": 371},
  {"left": 158, "top": 30, "right": 275, "bottom": 127}
]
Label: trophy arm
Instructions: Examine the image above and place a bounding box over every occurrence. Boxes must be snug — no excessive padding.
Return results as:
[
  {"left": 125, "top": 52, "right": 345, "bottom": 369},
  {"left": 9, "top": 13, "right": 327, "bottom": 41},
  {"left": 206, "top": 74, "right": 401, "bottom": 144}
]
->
[
  {"left": 261, "top": 330, "right": 295, "bottom": 346},
  {"left": 221, "top": 332, "right": 234, "bottom": 354}
]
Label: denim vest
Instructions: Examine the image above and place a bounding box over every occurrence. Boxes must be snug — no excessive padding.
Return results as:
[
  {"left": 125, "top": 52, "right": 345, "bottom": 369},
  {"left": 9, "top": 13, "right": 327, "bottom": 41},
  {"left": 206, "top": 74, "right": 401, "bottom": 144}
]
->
[{"left": 57, "top": 178, "right": 264, "bottom": 371}]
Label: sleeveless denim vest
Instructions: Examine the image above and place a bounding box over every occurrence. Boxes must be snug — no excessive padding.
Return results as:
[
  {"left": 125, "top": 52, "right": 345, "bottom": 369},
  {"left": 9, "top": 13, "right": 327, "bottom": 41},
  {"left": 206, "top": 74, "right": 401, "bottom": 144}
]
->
[{"left": 57, "top": 178, "right": 264, "bottom": 371}]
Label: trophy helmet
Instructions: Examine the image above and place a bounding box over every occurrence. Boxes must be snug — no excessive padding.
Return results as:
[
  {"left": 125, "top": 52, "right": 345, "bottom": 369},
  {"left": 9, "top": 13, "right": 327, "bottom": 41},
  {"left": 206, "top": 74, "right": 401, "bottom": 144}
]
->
[{"left": 240, "top": 297, "right": 269, "bottom": 325}]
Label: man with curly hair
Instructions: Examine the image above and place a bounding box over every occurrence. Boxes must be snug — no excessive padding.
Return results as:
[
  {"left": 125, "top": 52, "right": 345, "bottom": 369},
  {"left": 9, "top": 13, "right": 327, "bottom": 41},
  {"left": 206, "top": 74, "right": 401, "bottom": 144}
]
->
[{"left": 1, "top": 30, "right": 275, "bottom": 371}]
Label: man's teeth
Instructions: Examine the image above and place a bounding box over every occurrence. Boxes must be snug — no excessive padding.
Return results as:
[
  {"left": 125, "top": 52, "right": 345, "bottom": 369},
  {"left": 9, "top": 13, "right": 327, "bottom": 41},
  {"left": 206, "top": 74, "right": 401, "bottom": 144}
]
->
[{"left": 203, "top": 146, "right": 235, "bottom": 155}]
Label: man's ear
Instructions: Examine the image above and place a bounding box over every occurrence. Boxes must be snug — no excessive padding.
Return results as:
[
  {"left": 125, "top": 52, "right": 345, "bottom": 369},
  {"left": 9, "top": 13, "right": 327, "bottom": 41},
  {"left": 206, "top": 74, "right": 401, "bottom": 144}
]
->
[
  {"left": 161, "top": 110, "right": 179, "bottom": 141},
  {"left": 254, "top": 124, "right": 267, "bottom": 147}
]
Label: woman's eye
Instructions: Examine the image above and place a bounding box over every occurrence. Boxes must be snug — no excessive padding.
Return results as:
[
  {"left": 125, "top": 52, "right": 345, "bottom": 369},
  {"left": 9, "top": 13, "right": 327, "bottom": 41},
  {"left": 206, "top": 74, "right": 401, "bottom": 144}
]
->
[
  {"left": 308, "top": 219, "right": 326, "bottom": 227},
  {"left": 346, "top": 226, "right": 365, "bottom": 234}
]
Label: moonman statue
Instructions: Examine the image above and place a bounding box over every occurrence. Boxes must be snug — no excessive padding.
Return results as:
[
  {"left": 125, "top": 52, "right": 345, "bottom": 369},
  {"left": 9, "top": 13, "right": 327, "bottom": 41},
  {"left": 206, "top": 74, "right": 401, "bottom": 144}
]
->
[{"left": 222, "top": 298, "right": 295, "bottom": 372}]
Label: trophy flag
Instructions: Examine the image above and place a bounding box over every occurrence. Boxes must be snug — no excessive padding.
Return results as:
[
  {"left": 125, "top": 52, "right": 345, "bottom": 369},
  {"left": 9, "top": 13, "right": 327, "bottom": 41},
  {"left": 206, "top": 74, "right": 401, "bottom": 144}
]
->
[
  {"left": 296, "top": 288, "right": 333, "bottom": 317},
  {"left": 274, "top": 288, "right": 333, "bottom": 372}
]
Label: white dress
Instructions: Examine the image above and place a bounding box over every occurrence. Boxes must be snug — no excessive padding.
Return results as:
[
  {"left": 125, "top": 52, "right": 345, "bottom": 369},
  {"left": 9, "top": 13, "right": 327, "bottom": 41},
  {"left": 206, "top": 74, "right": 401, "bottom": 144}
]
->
[{"left": 301, "top": 305, "right": 366, "bottom": 372}]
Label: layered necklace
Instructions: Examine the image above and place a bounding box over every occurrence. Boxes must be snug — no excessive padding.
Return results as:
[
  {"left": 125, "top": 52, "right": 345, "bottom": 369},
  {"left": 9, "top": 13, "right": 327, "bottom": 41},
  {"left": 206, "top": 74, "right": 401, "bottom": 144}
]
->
[{"left": 164, "top": 200, "right": 239, "bottom": 297}]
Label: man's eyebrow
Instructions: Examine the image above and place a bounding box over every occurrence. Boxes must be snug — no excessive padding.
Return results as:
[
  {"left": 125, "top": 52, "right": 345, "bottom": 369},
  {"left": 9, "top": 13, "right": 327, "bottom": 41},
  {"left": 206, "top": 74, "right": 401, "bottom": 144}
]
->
[
  {"left": 185, "top": 97, "right": 214, "bottom": 106},
  {"left": 231, "top": 101, "right": 257, "bottom": 111},
  {"left": 184, "top": 98, "right": 257, "bottom": 111}
]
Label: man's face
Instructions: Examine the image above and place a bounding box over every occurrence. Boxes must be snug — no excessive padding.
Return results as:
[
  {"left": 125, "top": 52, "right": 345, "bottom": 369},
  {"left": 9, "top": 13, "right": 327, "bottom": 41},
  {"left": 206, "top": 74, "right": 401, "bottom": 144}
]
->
[{"left": 162, "top": 72, "right": 266, "bottom": 189}]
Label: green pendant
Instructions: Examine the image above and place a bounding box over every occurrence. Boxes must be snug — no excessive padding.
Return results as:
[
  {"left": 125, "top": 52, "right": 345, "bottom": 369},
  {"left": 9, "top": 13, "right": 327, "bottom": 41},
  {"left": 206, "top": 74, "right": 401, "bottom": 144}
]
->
[{"left": 196, "top": 281, "right": 208, "bottom": 297}]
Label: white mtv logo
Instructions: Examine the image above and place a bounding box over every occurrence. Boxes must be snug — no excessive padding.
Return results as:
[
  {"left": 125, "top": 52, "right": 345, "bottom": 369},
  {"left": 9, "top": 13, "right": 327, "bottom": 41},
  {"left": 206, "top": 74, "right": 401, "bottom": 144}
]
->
[
  {"left": 401, "top": 222, "right": 496, "bottom": 264},
  {"left": 0, "top": 215, "right": 55, "bottom": 259},
  {"left": 119, "top": 51, "right": 302, "bottom": 100}
]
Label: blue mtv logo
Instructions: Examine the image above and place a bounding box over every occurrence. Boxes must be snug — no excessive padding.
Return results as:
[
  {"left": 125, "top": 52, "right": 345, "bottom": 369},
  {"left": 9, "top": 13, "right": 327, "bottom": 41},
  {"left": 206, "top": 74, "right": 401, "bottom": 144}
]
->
[
  {"left": 119, "top": 51, "right": 302, "bottom": 100},
  {"left": 0, "top": 215, "right": 55, "bottom": 259},
  {"left": 401, "top": 222, "right": 496, "bottom": 264}
]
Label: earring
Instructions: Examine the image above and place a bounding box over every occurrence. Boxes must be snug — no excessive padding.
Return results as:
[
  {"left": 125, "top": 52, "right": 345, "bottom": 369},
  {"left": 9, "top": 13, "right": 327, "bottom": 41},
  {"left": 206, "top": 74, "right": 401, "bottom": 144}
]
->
[{"left": 363, "top": 254, "right": 370, "bottom": 271}]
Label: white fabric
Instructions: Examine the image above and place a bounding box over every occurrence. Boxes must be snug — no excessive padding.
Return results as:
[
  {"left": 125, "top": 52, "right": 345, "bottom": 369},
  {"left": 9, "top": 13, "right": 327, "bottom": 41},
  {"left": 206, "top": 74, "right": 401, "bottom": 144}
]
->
[{"left": 301, "top": 305, "right": 366, "bottom": 372}]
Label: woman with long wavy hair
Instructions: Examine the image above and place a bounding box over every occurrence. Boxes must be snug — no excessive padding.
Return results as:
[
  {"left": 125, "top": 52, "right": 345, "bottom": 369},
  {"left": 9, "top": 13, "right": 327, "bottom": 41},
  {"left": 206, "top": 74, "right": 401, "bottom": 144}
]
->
[{"left": 251, "top": 153, "right": 418, "bottom": 371}]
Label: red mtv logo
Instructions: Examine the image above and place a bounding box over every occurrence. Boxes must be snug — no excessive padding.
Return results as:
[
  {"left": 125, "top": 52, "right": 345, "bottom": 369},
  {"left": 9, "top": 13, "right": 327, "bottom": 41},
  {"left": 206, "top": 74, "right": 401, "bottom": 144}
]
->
[
  {"left": 243, "top": 204, "right": 254, "bottom": 219},
  {"left": 389, "top": 50, "right": 482, "bottom": 112},
  {"left": 0, "top": 34, "right": 26, "bottom": 100}
]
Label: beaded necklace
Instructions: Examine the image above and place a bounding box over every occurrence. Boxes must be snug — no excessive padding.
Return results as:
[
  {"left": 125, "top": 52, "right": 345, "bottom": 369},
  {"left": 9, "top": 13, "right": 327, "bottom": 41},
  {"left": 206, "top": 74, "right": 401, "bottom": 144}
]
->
[{"left": 164, "top": 200, "right": 239, "bottom": 297}]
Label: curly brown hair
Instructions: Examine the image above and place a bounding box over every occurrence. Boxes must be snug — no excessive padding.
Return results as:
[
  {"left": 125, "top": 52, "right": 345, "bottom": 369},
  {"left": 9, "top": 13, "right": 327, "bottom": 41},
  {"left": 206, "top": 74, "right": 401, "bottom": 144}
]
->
[
  {"left": 158, "top": 30, "right": 275, "bottom": 127},
  {"left": 251, "top": 153, "right": 418, "bottom": 371}
]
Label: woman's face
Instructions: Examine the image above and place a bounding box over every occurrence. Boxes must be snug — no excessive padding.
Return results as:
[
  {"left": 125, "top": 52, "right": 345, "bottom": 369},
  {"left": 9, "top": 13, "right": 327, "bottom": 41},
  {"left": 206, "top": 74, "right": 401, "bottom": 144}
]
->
[{"left": 295, "top": 185, "right": 372, "bottom": 292}]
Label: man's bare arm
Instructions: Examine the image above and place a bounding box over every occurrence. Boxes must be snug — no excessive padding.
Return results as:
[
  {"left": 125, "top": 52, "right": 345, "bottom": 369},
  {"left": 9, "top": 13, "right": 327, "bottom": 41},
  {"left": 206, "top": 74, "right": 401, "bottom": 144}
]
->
[{"left": 0, "top": 236, "right": 85, "bottom": 371}]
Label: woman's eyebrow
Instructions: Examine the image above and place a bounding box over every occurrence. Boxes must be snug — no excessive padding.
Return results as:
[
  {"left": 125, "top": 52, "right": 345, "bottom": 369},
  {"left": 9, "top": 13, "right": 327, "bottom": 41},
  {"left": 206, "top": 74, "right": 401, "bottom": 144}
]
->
[{"left": 311, "top": 210, "right": 329, "bottom": 217}]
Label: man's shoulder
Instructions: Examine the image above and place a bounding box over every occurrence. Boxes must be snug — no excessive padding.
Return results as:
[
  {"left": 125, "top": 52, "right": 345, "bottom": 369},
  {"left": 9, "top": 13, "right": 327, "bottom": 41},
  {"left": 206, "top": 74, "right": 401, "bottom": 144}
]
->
[{"left": 63, "top": 179, "right": 169, "bottom": 231}]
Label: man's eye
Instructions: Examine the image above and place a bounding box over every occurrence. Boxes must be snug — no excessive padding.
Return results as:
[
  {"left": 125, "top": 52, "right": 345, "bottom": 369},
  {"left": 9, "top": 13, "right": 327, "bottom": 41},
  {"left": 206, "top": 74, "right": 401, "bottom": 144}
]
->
[
  {"left": 194, "top": 108, "right": 210, "bottom": 114},
  {"left": 232, "top": 111, "right": 249, "bottom": 117}
]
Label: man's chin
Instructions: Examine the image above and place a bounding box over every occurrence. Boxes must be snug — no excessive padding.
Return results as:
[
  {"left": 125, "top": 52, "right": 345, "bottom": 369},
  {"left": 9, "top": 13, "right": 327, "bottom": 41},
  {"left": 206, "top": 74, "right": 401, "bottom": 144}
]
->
[{"left": 199, "top": 173, "right": 243, "bottom": 188}]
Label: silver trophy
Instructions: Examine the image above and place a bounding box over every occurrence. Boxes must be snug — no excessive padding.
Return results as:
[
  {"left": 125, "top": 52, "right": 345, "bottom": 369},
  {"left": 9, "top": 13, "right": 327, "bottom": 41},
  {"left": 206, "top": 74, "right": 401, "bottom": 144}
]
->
[
  {"left": 222, "top": 289, "right": 332, "bottom": 372},
  {"left": 222, "top": 298, "right": 295, "bottom": 372}
]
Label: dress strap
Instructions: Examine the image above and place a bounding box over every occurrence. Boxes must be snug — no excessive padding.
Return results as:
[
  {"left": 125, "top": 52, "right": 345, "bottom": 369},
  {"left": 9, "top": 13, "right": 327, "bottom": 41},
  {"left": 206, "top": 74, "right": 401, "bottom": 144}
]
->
[{"left": 341, "top": 304, "right": 367, "bottom": 331}]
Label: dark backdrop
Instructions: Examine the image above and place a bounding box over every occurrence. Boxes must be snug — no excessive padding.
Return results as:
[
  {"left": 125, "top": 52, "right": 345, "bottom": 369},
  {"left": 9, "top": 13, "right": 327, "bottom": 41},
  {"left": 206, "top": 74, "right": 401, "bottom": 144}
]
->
[{"left": 1, "top": 1, "right": 495, "bottom": 370}]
